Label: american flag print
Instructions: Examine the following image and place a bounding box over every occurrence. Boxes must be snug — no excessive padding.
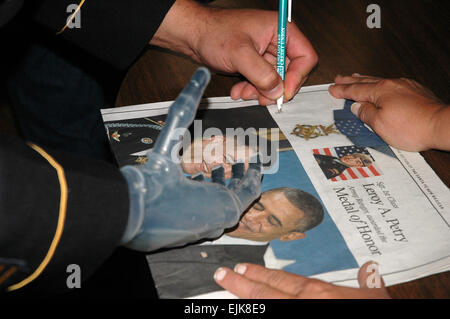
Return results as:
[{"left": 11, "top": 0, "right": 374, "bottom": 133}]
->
[{"left": 313, "top": 146, "right": 383, "bottom": 182}]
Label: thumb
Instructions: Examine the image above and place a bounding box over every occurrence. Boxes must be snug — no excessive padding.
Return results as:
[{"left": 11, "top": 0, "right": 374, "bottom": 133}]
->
[
  {"left": 357, "top": 261, "right": 385, "bottom": 289},
  {"left": 351, "top": 101, "right": 379, "bottom": 129}
]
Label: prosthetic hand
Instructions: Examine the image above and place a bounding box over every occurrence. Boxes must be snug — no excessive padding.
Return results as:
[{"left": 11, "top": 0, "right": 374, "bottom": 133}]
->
[{"left": 119, "top": 68, "right": 262, "bottom": 252}]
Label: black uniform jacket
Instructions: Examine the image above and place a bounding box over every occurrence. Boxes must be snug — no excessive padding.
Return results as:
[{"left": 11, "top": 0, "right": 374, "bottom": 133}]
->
[
  {"left": 34, "top": 0, "right": 176, "bottom": 70},
  {"left": 0, "top": 135, "right": 129, "bottom": 294},
  {"left": 0, "top": 1, "right": 176, "bottom": 296}
]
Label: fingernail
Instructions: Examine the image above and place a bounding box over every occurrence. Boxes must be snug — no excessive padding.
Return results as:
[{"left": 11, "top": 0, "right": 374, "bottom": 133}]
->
[
  {"left": 353, "top": 73, "right": 361, "bottom": 77},
  {"left": 214, "top": 267, "right": 227, "bottom": 281},
  {"left": 234, "top": 263, "right": 247, "bottom": 275},
  {"left": 351, "top": 102, "right": 361, "bottom": 117}
]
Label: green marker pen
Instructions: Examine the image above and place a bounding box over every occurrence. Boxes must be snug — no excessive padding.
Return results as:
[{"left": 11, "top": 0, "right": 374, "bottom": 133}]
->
[{"left": 276, "top": 0, "right": 292, "bottom": 112}]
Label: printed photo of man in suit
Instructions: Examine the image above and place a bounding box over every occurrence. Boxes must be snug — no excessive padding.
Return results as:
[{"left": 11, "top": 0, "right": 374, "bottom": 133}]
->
[{"left": 146, "top": 187, "right": 324, "bottom": 298}]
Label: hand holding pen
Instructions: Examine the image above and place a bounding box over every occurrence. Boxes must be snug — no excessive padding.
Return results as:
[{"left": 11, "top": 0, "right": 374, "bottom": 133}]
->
[
  {"left": 151, "top": 0, "right": 318, "bottom": 107},
  {"left": 229, "top": 5, "right": 318, "bottom": 107}
]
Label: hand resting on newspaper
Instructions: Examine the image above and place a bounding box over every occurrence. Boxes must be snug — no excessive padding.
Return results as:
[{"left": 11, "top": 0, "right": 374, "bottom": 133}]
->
[
  {"left": 214, "top": 75, "right": 449, "bottom": 299},
  {"left": 214, "top": 261, "right": 390, "bottom": 299},
  {"left": 329, "top": 75, "right": 450, "bottom": 152}
]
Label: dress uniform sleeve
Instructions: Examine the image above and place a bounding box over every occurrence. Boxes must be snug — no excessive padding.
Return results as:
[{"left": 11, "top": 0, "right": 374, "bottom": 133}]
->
[
  {"left": 34, "top": 0, "right": 176, "bottom": 70},
  {"left": 0, "top": 135, "right": 130, "bottom": 294}
]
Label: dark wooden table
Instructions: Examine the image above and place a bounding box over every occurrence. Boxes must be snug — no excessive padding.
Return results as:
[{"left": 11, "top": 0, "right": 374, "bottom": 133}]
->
[{"left": 116, "top": 0, "right": 450, "bottom": 298}]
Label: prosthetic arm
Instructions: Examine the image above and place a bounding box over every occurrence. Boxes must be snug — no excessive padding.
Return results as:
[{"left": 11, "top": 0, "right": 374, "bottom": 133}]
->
[{"left": 120, "top": 67, "right": 262, "bottom": 252}]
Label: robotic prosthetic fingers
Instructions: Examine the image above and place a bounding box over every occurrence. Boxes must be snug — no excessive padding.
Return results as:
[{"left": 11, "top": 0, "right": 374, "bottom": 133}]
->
[{"left": 120, "top": 68, "right": 263, "bottom": 252}]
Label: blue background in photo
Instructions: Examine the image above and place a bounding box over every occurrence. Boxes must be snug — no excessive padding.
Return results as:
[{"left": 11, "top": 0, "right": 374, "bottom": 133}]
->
[{"left": 264, "top": 150, "right": 359, "bottom": 276}]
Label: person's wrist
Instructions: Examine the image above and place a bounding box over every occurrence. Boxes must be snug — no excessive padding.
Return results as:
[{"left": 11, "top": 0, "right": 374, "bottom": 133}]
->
[
  {"left": 428, "top": 104, "right": 450, "bottom": 151},
  {"left": 150, "top": 0, "right": 210, "bottom": 60}
]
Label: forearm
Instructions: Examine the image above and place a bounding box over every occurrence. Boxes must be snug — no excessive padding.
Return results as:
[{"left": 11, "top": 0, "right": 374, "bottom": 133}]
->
[{"left": 150, "top": 0, "right": 210, "bottom": 61}]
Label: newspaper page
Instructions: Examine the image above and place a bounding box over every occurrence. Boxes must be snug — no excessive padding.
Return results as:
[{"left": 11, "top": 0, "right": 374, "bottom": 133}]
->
[{"left": 101, "top": 84, "right": 450, "bottom": 299}]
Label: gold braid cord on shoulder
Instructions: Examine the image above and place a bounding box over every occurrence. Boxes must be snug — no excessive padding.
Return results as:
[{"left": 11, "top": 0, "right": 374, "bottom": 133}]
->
[
  {"left": 56, "top": 0, "right": 86, "bottom": 35},
  {"left": 7, "top": 143, "right": 68, "bottom": 291}
]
